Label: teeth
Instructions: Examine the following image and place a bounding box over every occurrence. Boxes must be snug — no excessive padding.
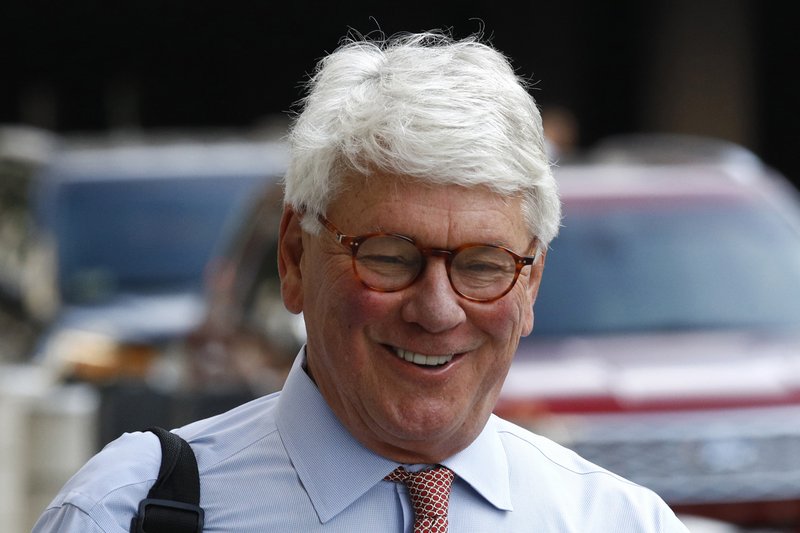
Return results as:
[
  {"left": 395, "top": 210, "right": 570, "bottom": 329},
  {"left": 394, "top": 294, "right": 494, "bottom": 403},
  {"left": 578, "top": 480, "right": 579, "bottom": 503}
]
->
[{"left": 394, "top": 348, "right": 454, "bottom": 366}]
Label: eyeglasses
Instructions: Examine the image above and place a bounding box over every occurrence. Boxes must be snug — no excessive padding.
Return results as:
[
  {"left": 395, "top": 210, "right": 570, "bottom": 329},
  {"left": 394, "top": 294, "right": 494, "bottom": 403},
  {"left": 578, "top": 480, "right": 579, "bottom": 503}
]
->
[{"left": 316, "top": 214, "right": 539, "bottom": 303}]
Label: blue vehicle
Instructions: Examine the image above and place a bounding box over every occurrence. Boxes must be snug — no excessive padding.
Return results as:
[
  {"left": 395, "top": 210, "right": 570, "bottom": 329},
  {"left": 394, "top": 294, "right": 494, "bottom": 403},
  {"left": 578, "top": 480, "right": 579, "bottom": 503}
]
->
[{"left": 26, "top": 135, "right": 288, "bottom": 382}]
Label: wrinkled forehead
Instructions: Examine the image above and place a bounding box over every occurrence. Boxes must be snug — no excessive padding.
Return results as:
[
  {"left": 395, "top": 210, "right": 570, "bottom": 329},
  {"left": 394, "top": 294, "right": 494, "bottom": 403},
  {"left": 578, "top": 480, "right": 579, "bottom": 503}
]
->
[
  {"left": 327, "top": 172, "right": 532, "bottom": 246},
  {"left": 335, "top": 170, "right": 524, "bottom": 214}
]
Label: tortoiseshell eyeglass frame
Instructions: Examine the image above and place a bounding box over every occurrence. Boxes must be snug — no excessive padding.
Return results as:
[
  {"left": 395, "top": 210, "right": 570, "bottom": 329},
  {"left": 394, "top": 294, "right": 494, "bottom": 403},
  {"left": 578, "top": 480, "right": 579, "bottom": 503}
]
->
[{"left": 315, "top": 214, "right": 540, "bottom": 303}]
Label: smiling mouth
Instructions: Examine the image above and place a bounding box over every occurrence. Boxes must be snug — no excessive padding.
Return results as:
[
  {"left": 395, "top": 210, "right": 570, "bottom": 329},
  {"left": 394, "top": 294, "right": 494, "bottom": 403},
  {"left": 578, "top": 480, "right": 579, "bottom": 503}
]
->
[{"left": 393, "top": 348, "right": 455, "bottom": 367}]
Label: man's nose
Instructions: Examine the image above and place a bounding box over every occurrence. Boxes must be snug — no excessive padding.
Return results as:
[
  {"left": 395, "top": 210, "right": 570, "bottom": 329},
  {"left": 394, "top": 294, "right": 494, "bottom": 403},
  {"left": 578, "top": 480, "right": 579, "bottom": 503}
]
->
[{"left": 400, "top": 258, "right": 467, "bottom": 333}]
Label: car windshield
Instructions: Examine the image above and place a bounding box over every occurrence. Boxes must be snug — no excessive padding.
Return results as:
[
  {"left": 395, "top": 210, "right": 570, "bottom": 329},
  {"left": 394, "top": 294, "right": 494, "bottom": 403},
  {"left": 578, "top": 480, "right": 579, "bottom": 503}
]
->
[
  {"left": 532, "top": 197, "right": 800, "bottom": 336},
  {"left": 54, "top": 175, "right": 264, "bottom": 304}
]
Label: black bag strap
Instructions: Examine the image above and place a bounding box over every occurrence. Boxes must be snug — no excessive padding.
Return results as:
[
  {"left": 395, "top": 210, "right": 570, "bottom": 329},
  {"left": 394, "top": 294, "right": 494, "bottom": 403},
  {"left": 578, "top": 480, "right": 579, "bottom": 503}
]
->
[{"left": 130, "top": 426, "right": 204, "bottom": 533}]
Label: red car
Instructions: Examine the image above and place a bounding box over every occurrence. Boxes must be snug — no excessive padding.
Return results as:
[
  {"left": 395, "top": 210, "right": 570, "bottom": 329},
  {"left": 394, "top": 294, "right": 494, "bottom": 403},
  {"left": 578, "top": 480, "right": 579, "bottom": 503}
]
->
[{"left": 496, "top": 148, "right": 800, "bottom": 530}]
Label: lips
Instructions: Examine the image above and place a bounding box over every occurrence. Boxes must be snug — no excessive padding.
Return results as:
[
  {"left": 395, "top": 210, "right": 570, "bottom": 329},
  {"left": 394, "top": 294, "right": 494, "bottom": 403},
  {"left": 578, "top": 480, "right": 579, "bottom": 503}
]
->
[{"left": 393, "top": 347, "right": 454, "bottom": 366}]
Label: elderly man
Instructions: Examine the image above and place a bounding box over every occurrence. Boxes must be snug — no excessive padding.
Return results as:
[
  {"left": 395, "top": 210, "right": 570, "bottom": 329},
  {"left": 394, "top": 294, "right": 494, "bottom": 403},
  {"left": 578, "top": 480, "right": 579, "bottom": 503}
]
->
[{"left": 34, "top": 31, "right": 688, "bottom": 532}]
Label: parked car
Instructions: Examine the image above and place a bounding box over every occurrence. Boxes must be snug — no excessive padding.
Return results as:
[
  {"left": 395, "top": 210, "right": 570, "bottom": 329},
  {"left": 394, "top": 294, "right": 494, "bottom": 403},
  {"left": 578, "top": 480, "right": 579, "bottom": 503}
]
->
[
  {"left": 495, "top": 140, "right": 800, "bottom": 529},
  {"left": 25, "top": 134, "right": 289, "bottom": 384}
]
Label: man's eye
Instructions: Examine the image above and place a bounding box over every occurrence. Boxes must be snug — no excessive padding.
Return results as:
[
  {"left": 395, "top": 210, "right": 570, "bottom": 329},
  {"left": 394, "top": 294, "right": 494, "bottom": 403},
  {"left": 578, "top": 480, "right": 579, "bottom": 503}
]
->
[
  {"left": 462, "top": 260, "right": 503, "bottom": 273},
  {"left": 358, "top": 254, "right": 417, "bottom": 275}
]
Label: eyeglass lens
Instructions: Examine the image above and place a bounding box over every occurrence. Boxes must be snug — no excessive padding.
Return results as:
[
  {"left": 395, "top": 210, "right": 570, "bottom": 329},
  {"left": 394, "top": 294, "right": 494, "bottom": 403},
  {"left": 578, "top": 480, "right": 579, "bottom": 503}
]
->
[{"left": 354, "top": 234, "right": 519, "bottom": 300}]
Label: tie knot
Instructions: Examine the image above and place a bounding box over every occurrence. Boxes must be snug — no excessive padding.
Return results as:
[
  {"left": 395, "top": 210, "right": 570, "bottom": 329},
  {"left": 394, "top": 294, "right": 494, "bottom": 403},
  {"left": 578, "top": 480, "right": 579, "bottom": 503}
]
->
[{"left": 385, "top": 465, "right": 454, "bottom": 532}]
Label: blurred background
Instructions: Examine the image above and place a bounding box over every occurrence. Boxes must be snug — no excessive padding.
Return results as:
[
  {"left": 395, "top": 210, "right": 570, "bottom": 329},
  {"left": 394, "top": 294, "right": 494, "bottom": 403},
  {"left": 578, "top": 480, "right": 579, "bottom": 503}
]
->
[
  {"left": 1, "top": 0, "right": 797, "bottom": 180},
  {"left": 2, "top": 1, "right": 799, "bottom": 532}
]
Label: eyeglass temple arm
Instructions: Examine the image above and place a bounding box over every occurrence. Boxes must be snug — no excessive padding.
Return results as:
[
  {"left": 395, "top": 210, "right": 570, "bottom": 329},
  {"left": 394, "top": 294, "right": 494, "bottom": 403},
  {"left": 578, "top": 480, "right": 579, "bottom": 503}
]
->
[
  {"left": 317, "top": 214, "right": 348, "bottom": 244},
  {"left": 530, "top": 239, "right": 543, "bottom": 265}
]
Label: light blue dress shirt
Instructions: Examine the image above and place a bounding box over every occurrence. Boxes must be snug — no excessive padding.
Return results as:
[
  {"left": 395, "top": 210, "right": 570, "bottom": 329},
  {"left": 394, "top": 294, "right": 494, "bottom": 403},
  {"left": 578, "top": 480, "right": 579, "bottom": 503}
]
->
[{"left": 33, "top": 350, "right": 688, "bottom": 532}]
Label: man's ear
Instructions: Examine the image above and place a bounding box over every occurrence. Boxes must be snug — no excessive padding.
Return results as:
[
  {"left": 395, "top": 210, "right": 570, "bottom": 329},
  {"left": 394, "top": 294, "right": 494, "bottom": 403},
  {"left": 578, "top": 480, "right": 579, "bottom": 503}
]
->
[
  {"left": 277, "top": 206, "right": 304, "bottom": 314},
  {"left": 521, "top": 248, "right": 546, "bottom": 337}
]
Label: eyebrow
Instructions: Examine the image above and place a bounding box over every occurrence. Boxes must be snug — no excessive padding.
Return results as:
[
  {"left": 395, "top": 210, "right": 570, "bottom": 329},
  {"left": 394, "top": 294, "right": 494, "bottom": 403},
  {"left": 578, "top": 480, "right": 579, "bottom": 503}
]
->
[{"left": 332, "top": 211, "right": 531, "bottom": 252}]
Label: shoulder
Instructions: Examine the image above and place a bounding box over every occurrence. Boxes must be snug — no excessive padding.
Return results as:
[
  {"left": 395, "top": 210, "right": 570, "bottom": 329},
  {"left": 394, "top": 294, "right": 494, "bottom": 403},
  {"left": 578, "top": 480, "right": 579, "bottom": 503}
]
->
[
  {"left": 36, "top": 392, "right": 282, "bottom": 531},
  {"left": 175, "top": 391, "right": 282, "bottom": 467},
  {"left": 492, "top": 414, "right": 637, "bottom": 483},
  {"left": 35, "top": 430, "right": 161, "bottom": 532},
  {"left": 490, "top": 415, "right": 688, "bottom": 530}
]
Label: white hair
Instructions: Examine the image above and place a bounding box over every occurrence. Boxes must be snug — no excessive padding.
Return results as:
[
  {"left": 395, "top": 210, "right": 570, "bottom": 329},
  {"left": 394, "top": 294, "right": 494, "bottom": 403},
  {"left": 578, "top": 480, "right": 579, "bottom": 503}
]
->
[{"left": 284, "top": 31, "right": 561, "bottom": 248}]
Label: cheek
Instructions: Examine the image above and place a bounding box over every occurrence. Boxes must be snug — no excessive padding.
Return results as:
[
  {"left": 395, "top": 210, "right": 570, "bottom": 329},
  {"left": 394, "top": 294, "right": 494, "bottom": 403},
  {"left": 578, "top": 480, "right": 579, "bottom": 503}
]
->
[
  {"left": 350, "top": 289, "right": 399, "bottom": 329},
  {"left": 480, "top": 297, "right": 530, "bottom": 341},
  {"left": 319, "top": 282, "right": 394, "bottom": 336}
]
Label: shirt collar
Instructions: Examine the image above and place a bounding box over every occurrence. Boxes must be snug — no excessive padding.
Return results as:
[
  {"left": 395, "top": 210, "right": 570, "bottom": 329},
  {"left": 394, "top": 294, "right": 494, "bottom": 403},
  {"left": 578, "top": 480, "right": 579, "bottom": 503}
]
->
[
  {"left": 277, "top": 349, "right": 513, "bottom": 522},
  {"left": 442, "top": 414, "right": 513, "bottom": 511},
  {"left": 277, "top": 351, "right": 397, "bottom": 523}
]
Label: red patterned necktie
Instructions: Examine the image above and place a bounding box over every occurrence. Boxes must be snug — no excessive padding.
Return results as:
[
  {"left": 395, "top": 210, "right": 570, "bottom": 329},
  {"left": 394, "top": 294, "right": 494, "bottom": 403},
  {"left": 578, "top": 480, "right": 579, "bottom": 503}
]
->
[{"left": 385, "top": 465, "right": 455, "bottom": 533}]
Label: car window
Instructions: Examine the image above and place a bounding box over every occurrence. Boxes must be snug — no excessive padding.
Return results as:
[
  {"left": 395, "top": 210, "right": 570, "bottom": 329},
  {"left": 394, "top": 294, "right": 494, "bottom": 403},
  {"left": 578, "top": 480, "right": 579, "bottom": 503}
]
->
[
  {"left": 52, "top": 174, "right": 265, "bottom": 304},
  {"left": 532, "top": 198, "right": 800, "bottom": 336}
]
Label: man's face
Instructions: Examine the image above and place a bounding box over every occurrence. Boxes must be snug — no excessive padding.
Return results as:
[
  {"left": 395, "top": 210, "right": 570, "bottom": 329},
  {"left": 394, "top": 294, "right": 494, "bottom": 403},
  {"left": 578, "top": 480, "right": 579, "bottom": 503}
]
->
[{"left": 279, "top": 174, "right": 545, "bottom": 463}]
